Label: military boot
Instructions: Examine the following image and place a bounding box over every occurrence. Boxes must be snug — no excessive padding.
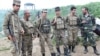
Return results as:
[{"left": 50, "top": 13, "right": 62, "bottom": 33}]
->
[
  {"left": 72, "top": 46, "right": 76, "bottom": 53},
  {"left": 64, "top": 48, "right": 71, "bottom": 56},
  {"left": 42, "top": 53, "right": 45, "bottom": 56},
  {"left": 92, "top": 46, "right": 100, "bottom": 55},
  {"left": 68, "top": 45, "right": 71, "bottom": 53},
  {"left": 51, "top": 53, "right": 56, "bottom": 56},
  {"left": 56, "top": 47, "right": 61, "bottom": 56},
  {"left": 84, "top": 46, "right": 88, "bottom": 54}
]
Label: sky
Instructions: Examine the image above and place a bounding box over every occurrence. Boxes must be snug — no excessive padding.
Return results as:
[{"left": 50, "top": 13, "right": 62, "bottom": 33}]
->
[{"left": 0, "top": 0, "right": 100, "bottom": 10}]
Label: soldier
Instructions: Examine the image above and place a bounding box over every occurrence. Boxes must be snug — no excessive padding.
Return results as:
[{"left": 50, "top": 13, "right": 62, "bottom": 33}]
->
[
  {"left": 21, "top": 10, "right": 34, "bottom": 56},
  {"left": 66, "top": 6, "right": 79, "bottom": 53},
  {"left": 80, "top": 7, "right": 100, "bottom": 55},
  {"left": 35, "top": 9, "right": 55, "bottom": 56},
  {"left": 3, "top": 0, "right": 24, "bottom": 56},
  {"left": 52, "top": 7, "right": 70, "bottom": 56}
]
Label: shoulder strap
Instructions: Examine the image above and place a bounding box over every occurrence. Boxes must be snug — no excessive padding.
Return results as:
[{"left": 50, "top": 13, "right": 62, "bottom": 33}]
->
[
  {"left": 7, "top": 12, "right": 14, "bottom": 36},
  {"left": 38, "top": 19, "right": 42, "bottom": 29}
]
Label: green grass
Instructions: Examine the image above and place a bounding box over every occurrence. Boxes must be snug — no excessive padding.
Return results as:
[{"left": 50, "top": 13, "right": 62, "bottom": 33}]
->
[{"left": 0, "top": 47, "right": 10, "bottom": 51}]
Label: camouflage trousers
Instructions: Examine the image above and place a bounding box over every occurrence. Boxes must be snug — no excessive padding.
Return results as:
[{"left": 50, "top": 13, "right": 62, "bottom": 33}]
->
[
  {"left": 22, "top": 34, "right": 32, "bottom": 56},
  {"left": 10, "top": 33, "right": 22, "bottom": 56},
  {"left": 67, "top": 26, "right": 78, "bottom": 46},
  {"left": 40, "top": 33, "right": 55, "bottom": 53},
  {"left": 55, "top": 30, "right": 68, "bottom": 48},
  {"left": 82, "top": 30, "right": 96, "bottom": 46}
]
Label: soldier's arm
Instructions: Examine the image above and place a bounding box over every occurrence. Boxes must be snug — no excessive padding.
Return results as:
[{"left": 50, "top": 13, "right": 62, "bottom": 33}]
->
[
  {"left": 65, "top": 16, "right": 69, "bottom": 25},
  {"left": 77, "top": 17, "right": 82, "bottom": 27},
  {"left": 34, "top": 19, "right": 41, "bottom": 28},
  {"left": 51, "top": 18, "right": 57, "bottom": 26},
  {"left": 19, "top": 20, "right": 25, "bottom": 34},
  {"left": 3, "top": 13, "right": 11, "bottom": 37},
  {"left": 90, "top": 15, "right": 96, "bottom": 30},
  {"left": 91, "top": 16, "right": 96, "bottom": 26}
]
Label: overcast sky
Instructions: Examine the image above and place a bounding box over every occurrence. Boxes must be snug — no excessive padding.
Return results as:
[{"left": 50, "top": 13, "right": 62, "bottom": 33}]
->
[{"left": 0, "top": 0, "right": 100, "bottom": 10}]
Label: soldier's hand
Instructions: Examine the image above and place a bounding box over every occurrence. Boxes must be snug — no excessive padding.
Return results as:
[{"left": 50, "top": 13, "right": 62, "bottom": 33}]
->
[
  {"left": 54, "top": 19, "right": 57, "bottom": 23},
  {"left": 8, "top": 35, "right": 13, "bottom": 40},
  {"left": 21, "top": 29, "right": 24, "bottom": 35},
  {"left": 32, "top": 34, "right": 37, "bottom": 40},
  {"left": 82, "top": 20, "right": 86, "bottom": 23}
]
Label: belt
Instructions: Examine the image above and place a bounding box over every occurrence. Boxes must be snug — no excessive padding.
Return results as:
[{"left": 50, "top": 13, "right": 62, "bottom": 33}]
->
[
  {"left": 69, "top": 25, "right": 77, "bottom": 26},
  {"left": 24, "top": 34, "right": 32, "bottom": 36}
]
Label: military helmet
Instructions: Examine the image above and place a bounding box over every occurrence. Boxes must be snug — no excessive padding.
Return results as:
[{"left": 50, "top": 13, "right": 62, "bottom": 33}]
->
[
  {"left": 55, "top": 7, "right": 60, "bottom": 11},
  {"left": 13, "top": 0, "right": 21, "bottom": 5}
]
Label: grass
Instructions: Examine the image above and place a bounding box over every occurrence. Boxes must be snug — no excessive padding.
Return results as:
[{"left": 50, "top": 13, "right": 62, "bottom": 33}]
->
[{"left": 0, "top": 47, "right": 10, "bottom": 51}]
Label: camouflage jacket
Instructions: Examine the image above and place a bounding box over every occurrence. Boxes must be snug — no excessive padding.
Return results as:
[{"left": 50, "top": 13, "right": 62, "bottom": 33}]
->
[
  {"left": 80, "top": 14, "right": 95, "bottom": 30},
  {"left": 3, "top": 11, "right": 23, "bottom": 37}
]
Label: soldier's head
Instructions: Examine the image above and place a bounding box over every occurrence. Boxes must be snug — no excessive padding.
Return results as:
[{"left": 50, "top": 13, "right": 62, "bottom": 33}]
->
[
  {"left": 12, "top": 0, "right": 21, "bottom": 12},
  {"left": 82, "top": 7, "right": 89, "bottom": 15},
  {"left": 70, "top": 6, "right": 76, "bottom": 14},
  {"left": 41, "top": 9, "right": 47, "bottom": 18},
  {"left": 55, "top": 7, "right": 61, "bottom": 17},
  {"left": 24, "top": 10, "right": 30, "bottom": 19}
]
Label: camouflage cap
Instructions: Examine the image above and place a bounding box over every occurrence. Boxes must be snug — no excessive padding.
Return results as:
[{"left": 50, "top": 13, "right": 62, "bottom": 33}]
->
[
  {"left": 13, "top": 0, "right": 21, "bottom": 5},
  {"left": 42, "top": 9, "right": 47, "bottom": 13},
  {"left": 55, "top": 7, "right": 60, "bottom": 11}
]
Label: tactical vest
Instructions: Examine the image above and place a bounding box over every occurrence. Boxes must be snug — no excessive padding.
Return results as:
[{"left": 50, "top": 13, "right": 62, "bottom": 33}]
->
[
  {"left": 67, "top": 15, "right": 78, "bottom": 26},
  {"left": 40, "top": 19, "right": 51, "bottom": 33},
  {"left": 55, "top": 17, "right": 67, "bottom": 30}
]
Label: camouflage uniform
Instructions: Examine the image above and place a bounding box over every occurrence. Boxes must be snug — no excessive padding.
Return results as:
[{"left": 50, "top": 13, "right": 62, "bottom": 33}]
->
[
  {"left": 66, "top": 14, "right": 78, "bottom": 52},
  {"left": 80, "top": 14, "right": 96, "bottom": 46},
  {"left": 3, "top": 11, "right": 22, "bottom": 56},
  {"left": 80, "top": 14, "right": 100, "bottom": 55},
  {"left": 21, "top": 19, "right": 34, "bottom": 56},
  {"left": 35, "top": 9, "right": 55, "bottom": 56},
  {"left": 52, "top": 7, "right": 70, "bottom": 56},
  {"left": 52, "top": 16, "right": 69, "bottom": 56}
]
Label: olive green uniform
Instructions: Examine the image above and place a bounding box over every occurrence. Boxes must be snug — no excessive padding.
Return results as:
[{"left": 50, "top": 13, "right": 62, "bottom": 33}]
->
[
  {"left": 3, "top": 11, "right": 23, "bottom": 56},
  {"left": 52, "top": 16, "right": 69, "bottom": 56},
  {"left": 35, "top": 18, "right": 55, "bottom": 55},
  {"left": 21, "top": 19, "right": 35, "bottom": 56},
  {"left": 66, "top": 13, "right": 79, "bottom": 53},
  {"left": 66, "top": 14, "right": 78, "bottom": 47},
  {"left": 53, "top": 16, "right": 68, "bottom": 48}
]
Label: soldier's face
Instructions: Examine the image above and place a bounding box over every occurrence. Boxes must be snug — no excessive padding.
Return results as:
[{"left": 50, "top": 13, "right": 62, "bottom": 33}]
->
[
  {"left": 42, "top": 12, "right": 47, "bottom": 17},
  {"left": 72, "top": 9, "right": 76, "bottom": 14},
  {"left": 13, "top": 4, "right": 20, "bottom": 12},
  {"left": 55, "top": 11, "right": 61, "bottom": 16},
  {"left": 25, "top": 12, "right": 30, "bottom": 17},
  {"left": 82, "top": 8, "right": 86, "bottom": 14}
]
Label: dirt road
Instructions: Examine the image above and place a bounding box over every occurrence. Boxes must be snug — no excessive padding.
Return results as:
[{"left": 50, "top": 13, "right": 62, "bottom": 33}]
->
[{"left": 0, "top": 37, "right": 100, "bottom": 56}]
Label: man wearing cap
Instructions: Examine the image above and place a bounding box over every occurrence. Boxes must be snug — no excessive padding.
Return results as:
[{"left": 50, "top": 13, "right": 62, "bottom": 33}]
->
[
  {"left": 3, "top": 0, "right": 24, "bottom": 56},
  {"left": 66, "top": 6, "right": 79, "bottom": 53},
  {"left": 52, "top": 7, "right": 70, "bottom": 56},
  {"left": 35, "top": 9, "right": 56, "bottom": 56},
  {"left": 21, "top": 10, "right": 35, "bottom": 56}
]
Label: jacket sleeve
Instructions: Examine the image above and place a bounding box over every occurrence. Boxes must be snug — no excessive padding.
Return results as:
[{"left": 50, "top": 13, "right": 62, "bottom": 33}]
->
[
  {"left": 91, "top": 16, "right": 96, "bottom": 26},
  {"left": 34, "top": 19, "right": 41, "bottom": 28},
  {"left": 3, "top": 13, "right": 10, "bottom": 37}
]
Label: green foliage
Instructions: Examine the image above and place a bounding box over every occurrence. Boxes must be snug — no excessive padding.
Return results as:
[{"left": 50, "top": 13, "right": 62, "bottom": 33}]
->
[
  {"left": 47, "top": 2, "right": 100, "bottom": 20},
  {"left": 0, "top": 2, "right": 100, "bottom": 32}
]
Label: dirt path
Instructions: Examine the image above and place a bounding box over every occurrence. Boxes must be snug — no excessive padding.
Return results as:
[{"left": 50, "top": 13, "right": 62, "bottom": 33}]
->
[{"left": 0, "top": 37, "right": 100, "bottom": 56}]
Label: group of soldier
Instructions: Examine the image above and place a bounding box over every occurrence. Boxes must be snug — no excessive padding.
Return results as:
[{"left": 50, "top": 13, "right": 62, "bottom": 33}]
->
[{"left": 3, "top": 0, "right": 100, "bottom": 56}]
